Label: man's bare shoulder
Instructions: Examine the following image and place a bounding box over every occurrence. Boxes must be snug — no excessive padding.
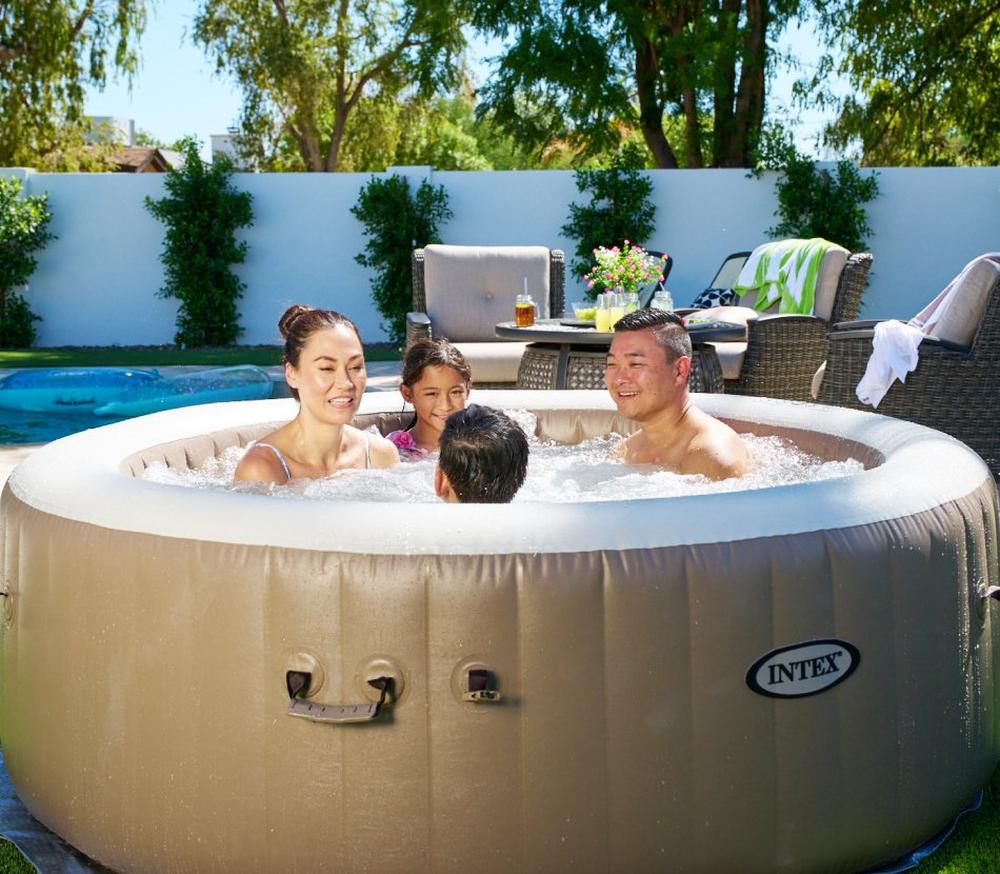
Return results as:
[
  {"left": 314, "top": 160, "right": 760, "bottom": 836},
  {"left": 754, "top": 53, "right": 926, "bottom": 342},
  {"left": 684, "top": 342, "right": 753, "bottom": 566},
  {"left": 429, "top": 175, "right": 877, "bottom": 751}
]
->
[{"left": 685, "top": 410, "right": 754, "bottom": 480}]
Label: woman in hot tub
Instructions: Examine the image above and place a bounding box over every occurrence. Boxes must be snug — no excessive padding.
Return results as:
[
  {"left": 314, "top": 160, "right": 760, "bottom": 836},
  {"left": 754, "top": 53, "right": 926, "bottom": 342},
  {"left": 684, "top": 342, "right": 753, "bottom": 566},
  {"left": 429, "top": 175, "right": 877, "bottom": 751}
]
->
[{"left": 234, "top": 305, "right": 398, "bottom": 483}]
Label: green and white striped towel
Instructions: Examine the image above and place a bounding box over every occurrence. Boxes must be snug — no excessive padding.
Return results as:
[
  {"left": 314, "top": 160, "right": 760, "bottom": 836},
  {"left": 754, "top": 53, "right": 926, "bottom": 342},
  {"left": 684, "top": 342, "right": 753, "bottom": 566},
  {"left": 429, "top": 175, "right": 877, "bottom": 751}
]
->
[{"left": 732, "top": 238, "right": 837, "bottom": 315}]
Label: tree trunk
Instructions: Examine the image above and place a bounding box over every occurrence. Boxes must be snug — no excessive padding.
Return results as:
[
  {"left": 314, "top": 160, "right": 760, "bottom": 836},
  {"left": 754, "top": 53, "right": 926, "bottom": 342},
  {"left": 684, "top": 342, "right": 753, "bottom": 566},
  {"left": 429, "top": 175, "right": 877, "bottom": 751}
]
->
[
  {"left": 634, "top": 35, "right": 678, "bottom": 168},
  {"left": 711, "top": 0, "right": 742, "bottom": 166},
  {"left": 680, "top": 82, "right": 703, "bottom": 168},
  {"left": 729, "top": 0, "right": 768, "bottom": 167},
  {"left": 325, "top": 103, "right": 348, "bottom": 172}
]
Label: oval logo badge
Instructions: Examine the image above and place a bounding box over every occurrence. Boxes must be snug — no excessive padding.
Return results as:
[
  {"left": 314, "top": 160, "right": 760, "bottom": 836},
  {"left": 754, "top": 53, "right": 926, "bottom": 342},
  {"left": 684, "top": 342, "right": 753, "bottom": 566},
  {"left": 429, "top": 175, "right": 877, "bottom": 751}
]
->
[{"left": 746, "top": 639, "right": 859, "bottom": 699}]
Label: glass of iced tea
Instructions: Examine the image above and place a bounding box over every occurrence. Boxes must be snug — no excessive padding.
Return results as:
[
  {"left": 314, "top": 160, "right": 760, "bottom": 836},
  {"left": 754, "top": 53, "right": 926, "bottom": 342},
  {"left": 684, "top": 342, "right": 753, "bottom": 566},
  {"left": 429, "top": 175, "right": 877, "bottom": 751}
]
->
[{"left": 515, "top": 293, "right": 536, "bottom": 327}]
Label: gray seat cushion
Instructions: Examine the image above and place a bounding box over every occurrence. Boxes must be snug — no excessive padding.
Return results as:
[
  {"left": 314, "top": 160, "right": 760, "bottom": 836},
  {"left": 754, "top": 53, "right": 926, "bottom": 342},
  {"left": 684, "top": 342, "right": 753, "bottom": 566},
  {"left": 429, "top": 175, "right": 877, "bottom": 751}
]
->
[{"left": 424, "top": 245, "right": 551, "bottom": 341}]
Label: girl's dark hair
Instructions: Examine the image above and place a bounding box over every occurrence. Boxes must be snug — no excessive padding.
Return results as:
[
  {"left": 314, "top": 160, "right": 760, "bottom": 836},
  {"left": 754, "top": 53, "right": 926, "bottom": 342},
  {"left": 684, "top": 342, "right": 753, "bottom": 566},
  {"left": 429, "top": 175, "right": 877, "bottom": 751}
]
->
[
  {"left": 401, "top": 337, "right": 472, "bottom": 387},
  {"left": 278, "top": 305, "right": 363, "bottom": 400}
]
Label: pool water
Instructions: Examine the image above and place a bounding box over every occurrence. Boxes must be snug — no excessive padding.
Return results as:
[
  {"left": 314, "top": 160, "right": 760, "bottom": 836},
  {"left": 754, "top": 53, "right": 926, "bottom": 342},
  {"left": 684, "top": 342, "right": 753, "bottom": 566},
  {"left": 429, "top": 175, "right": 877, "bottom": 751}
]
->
[{"left": 0, "top": 408, "right": 128, "bottom": 444}]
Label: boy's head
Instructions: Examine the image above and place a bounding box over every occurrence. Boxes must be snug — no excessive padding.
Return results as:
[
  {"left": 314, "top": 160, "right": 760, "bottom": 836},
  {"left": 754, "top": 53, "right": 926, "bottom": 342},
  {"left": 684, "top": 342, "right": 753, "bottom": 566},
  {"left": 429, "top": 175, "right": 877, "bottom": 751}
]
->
[{"left": 434, "top": 404, "right": 529, "bottom": 504}]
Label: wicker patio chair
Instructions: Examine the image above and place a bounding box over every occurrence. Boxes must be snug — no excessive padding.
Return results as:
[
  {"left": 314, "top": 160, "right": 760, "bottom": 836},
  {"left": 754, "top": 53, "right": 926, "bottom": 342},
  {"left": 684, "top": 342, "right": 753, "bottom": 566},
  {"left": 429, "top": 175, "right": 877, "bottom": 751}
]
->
[
  {"left": 406, "top": 245, "right": 565, "bottom": 387},
  {"left": 712, "top": 249, "right": 873, "bottom": 400},
  {"left": 816, "top": 257, "right": 1000, "bottom": 477}
]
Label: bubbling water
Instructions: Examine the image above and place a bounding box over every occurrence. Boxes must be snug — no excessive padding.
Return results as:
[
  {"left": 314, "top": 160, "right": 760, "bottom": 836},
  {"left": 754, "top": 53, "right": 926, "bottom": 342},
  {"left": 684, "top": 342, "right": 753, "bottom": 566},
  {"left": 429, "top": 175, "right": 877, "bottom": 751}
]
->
[{"left": 140, "top": 410, "right": 865, "bottom": 502}]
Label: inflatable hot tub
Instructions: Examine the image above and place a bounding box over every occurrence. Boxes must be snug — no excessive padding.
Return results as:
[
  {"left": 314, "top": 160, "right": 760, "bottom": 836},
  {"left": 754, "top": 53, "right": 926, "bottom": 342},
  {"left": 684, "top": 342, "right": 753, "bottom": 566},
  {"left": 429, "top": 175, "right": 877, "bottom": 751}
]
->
[{"left": 1, "top": 391, "right": 997, "bottom": 873}]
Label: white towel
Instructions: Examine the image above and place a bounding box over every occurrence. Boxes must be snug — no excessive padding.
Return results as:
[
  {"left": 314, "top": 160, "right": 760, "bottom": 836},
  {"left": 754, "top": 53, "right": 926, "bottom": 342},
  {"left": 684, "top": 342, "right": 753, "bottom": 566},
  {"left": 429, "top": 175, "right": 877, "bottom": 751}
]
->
[
  {"left": 855, "top": 253, "right": 1000, "bottom": 408},
  {"left": 854, "top": 321, "right": 925, "bottom": 408}
]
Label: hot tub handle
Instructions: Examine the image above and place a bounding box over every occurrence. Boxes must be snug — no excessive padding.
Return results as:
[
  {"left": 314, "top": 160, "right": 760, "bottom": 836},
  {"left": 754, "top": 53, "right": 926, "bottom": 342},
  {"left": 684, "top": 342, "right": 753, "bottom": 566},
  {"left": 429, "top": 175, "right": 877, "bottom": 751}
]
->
[{"left": 285, "top": 670, "right": 394, "bottom": 724}]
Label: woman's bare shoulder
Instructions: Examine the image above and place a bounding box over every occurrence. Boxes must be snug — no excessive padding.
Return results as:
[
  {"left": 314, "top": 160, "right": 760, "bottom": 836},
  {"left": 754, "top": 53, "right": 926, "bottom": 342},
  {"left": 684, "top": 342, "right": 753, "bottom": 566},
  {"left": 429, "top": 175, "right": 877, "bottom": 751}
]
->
[
  {"left": 365, "top": 429, "right": 400, "bottom": 468},
  {"left": 234, "top": 444, "right": 288, "bottom": 483}
]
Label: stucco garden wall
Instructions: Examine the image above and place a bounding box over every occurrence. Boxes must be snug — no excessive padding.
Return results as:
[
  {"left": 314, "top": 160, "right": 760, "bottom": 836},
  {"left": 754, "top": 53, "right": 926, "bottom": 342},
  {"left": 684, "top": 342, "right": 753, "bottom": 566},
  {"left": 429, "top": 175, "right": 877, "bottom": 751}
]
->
[{"left": 2, "top": 164, "right": 998, "bottom": 345}]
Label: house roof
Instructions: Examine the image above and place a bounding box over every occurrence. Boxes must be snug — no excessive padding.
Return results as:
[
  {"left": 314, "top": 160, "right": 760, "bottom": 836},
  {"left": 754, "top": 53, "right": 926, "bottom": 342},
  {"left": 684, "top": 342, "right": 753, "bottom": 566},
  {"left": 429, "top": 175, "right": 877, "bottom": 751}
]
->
[{"left": 111, "top": 147, "right": 172, "bottom": 173}]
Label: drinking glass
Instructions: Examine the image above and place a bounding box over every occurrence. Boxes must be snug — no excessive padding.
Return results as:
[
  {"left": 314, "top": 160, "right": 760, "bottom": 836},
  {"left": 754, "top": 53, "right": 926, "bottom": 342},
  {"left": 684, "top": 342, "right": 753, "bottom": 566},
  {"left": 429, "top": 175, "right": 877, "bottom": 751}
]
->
[
  {"left": 651, "top": 290, "right": 674, "bottom": 311},
  {"left": 594, "top": 293, "right": 613, "bottom": 333},
  {"left": 623, "top": 292, "right": 640, "bottom": 314},
  {"left": 609, "top": 293, "right": 626, "bottom": 330}
]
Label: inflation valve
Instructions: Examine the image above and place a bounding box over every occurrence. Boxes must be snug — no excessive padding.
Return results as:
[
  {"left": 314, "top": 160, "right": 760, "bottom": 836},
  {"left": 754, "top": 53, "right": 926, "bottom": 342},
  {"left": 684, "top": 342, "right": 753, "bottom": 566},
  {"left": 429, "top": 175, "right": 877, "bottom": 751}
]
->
[{"left": 463, "top": 668, "right": 501, "bottom": 703}]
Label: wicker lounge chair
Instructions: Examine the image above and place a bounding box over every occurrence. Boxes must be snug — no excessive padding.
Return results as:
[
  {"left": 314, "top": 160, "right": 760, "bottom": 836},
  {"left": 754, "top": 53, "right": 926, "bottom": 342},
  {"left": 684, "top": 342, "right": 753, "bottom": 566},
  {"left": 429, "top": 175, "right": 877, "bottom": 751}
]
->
[
  {"left": 406, "top": 245, "right": 565, "bottom": 387},
  {"left": 816, "top": 257, "right": 1000, "bottom": 476},
  {"left": 709, "top": 248, "right": 873, "bottom": 400}
]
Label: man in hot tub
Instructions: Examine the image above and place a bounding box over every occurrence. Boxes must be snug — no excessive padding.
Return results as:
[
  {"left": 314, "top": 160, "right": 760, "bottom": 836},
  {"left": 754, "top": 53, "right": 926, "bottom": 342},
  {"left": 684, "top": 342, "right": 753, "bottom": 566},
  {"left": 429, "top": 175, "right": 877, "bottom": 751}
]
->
[{"left": 606, "top": 308, "right": 753, "bottom": 480}]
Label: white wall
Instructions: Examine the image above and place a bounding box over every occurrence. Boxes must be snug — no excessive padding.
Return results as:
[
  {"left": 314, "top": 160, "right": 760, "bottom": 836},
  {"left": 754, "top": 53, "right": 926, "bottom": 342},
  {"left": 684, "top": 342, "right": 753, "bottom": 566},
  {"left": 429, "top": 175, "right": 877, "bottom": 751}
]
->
[{"left": 4, "top": 165, "right": 999, "bottom": 346}]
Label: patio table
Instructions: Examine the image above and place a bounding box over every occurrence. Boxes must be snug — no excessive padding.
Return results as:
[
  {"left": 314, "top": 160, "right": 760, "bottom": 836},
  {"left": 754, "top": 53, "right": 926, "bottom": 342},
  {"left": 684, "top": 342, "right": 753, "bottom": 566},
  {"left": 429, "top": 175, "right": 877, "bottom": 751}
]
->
[{"left": 495, "top": 318, "right": 745, "bottom": 391}]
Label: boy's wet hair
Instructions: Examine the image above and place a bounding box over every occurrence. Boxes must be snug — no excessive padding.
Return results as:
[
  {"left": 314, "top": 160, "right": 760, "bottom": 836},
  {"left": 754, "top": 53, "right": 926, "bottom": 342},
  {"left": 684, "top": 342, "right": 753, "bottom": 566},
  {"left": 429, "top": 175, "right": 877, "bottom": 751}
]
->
[
  {"left": 438, "top": 404, "right": 529, "bottom": 504},
  {"left": 613, "top": 308, "right": 692, "bottom": 361}
]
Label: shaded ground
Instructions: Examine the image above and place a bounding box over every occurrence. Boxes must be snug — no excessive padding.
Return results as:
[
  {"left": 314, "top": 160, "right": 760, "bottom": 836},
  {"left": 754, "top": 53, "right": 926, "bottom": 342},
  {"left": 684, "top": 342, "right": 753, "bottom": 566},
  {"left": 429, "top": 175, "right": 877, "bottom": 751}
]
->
[{"left": 0, "top": 344, "right": 401, "bottom": 369}]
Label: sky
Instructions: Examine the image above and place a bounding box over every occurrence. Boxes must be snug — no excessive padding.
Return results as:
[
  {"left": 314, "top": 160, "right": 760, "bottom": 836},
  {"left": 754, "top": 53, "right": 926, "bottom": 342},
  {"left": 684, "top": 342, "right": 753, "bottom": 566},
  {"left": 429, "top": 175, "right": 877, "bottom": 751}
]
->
[{"left": 83, "top": 1, "right": 844, "bottom": 163}]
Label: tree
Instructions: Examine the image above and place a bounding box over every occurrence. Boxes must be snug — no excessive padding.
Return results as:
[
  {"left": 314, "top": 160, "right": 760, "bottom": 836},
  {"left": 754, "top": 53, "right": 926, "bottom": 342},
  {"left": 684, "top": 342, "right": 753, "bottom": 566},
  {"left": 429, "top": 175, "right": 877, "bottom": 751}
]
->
[
  {"left": 807, "top": 0, "right": 1000, "bottom": 165},
  {"left": 145, "top": 140, "right": 254, "bottom": 347},
  {"left": 0, "top": 176, "right": 53, "bottom": 346},
  {"left": 193, "top": 0, "right": 466, "bottom": 172},
  {"left": 469, "top": 0, "right": 801, "bottom": 169},
  {"left": 0, "top": 0, "right": 146, "bottom": 168}
]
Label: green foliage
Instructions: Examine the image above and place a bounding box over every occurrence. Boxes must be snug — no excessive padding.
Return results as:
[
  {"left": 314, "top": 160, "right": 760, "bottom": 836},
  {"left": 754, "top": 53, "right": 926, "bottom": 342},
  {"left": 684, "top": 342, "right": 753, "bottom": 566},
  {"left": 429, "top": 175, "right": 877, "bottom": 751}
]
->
[
  {"left": 145, "top": 139, "right": 254, "bottom": 347},
  {"left": 560, "top": 143, "right": 657, "bottom": 297},
  {"left": 755, "top": 135, "right": 879, "bottom": 252},
  {"left": 0, "top": 292, "right": 41, "bottom": 347},
  {"left": 470, "top": 0, "right": 801, "bottom": 168},
  {"left": 808, "top": 0, "right": 1000, "bottom": 165},
  {"left": 0, "top": 0, "right": 145, "bottom": 168},
  {"left": 193, "top": 0, "right": 465, "bottom": 172},
  {"left": 351, "top": 175, "right": 452, "bottom": 344},
  {"left": 0, "top": 176, "right": 52, "bottom": 347}
]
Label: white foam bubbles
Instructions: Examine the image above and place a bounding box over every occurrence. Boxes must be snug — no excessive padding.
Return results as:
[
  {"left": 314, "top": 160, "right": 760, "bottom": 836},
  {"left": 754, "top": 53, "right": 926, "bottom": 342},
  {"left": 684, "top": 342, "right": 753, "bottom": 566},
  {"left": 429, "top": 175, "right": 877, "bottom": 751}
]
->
[{"left": 140, "top": 413, "right": 865, "bottom": 503}]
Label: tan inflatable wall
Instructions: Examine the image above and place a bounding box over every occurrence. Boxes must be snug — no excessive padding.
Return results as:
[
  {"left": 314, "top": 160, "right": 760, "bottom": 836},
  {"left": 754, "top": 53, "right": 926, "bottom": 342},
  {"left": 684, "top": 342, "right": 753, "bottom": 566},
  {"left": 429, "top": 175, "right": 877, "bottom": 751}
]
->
[{"left": 1, "top": 394, "right": 997, "bottom": 873}]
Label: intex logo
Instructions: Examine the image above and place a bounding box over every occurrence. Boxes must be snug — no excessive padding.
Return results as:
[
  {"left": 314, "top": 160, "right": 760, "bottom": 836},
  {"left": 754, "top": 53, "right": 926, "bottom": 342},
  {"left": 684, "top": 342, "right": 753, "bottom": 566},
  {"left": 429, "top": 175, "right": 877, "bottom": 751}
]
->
[{"left": 746, "top": 639, "right": 860, "bottom": 699}]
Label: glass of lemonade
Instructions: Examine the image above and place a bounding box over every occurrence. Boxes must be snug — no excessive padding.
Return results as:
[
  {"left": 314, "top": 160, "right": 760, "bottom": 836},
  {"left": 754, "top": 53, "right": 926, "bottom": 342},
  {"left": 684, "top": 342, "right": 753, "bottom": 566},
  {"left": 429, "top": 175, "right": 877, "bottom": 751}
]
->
[
  {"left": 609, "top": 293, "right": 626, "bottom": 330},
  {"left": 594, "top": 293, "right": 613, "bottom": 333}
]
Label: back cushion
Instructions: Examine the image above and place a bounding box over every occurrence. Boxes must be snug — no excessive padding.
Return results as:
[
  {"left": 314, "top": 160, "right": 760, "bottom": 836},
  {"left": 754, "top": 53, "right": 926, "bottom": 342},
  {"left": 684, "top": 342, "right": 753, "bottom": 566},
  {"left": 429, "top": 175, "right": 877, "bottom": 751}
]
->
[
  {"left": 813, "top": 246, "right": 850, "bottom": 320},
  {"left": 930, "top": 259, "right": 1000, "bottom": 347},
  {"left": 424, "top": 245, "right": 552, "bottom": 341},
  {"left": 735, "top": 243, "right": 849, "bottom": 318}
]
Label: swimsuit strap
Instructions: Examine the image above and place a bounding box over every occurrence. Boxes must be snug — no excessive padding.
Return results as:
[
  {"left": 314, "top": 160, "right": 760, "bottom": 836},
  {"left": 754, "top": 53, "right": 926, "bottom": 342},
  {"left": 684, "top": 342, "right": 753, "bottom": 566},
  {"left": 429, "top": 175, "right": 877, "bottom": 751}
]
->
[
  {"left": 364, "top": 431, "right": 371, "bottom": 469},
  {"left": 252, "top": 441, "right": 292, "bottom": 482}
]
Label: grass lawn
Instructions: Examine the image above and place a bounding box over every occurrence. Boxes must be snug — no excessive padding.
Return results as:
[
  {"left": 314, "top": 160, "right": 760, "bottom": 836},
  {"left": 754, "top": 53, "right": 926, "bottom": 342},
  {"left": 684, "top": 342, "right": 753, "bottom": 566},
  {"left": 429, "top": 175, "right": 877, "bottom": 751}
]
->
[
  {"left": 0, "top": 344, "right": 401, "bottom": 369},
  {"left": 0, "top": 766, "right": 996, "bottom": 872}
]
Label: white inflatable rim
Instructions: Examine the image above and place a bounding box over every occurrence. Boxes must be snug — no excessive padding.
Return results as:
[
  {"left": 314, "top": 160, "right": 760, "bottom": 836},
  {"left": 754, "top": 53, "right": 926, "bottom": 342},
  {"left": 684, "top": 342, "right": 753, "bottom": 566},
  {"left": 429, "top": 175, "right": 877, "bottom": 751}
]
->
[{"left": 6, "top": 390, "right": 990, "bottom": 555}]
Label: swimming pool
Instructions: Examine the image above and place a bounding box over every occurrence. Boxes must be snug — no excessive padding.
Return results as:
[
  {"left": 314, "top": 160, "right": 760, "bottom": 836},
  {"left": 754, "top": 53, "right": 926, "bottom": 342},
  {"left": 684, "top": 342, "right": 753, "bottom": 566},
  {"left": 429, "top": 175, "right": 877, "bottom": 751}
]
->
[
  {"left": 0, "top": 406, "right": 128, "bottom": 444},
  {"left": 0, "top": 366, "right": 285, "bottom": 443}
]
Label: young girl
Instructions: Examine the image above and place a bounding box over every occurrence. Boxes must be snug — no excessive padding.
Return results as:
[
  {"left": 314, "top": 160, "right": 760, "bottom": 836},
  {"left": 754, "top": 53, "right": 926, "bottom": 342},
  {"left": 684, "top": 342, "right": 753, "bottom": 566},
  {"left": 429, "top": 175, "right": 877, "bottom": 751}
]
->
[
  {"left": 388, "top": 338, "right": 473, "bottom": 459},
  {"left": 234, "top": 305, "right": 398, "bottom": 483}
]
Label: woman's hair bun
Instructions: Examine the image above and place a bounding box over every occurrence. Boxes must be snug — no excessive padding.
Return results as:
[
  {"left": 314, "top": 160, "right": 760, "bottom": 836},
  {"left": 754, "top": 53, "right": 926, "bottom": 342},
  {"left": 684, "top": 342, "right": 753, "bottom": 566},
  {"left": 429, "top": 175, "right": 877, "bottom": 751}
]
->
[{"left": 278, "top": 304, "right": 314, "bottom": 338}]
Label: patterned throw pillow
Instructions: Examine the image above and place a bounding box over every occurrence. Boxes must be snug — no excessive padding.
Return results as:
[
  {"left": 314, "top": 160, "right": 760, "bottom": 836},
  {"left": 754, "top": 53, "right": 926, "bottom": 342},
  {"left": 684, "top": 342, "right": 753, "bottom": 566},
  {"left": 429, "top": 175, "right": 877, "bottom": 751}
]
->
[{"left": 691, "top": 287, "right": 740, "bottom": 309}]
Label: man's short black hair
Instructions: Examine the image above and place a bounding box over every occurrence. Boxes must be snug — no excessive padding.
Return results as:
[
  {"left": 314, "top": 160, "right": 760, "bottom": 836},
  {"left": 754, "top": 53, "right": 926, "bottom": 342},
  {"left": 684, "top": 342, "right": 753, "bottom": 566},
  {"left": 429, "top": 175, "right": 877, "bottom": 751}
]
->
[
  {"left": 613, "top": 308, "right": 692, "bottom": 360},
  {"left": 438, "top": 404, "right": 529, "bottom": 503}
]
